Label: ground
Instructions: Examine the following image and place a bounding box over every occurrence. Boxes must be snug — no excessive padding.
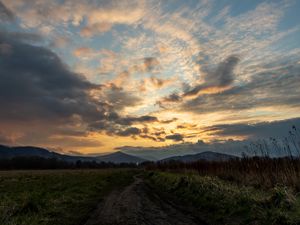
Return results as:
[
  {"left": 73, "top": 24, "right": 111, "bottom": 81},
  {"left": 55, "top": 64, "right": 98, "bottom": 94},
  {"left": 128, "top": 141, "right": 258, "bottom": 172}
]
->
[
  {"left": 84, "top": 176, "right": 206, "bottom": 225},
  {"left": 1, "top": 169, "right": 300, "bottom": 225}
]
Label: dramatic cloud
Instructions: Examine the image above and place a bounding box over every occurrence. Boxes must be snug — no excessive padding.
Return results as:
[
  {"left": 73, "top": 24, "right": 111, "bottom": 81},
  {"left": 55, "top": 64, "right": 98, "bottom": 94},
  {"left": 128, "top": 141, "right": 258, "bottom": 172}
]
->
[
  {"left": 184, "top": 55, "right": 240, "bottom": 97},
  {"left": 204, "top": 117, "right": 300, "bottom": 139},
  {"left": 0, "top": 0, "right": 299, "bottom": 153},
  {"left": 0, "top": 31, "right": 164, "bottom": 146},
  {"left": 0, "top": 31, "right": 101, "bottom": 123},
  {"left": 181, "top": 61, "right": 300, "bottom": 114},
  {"left": 158, "top": 55, "right": 240, "bottom": 108}
]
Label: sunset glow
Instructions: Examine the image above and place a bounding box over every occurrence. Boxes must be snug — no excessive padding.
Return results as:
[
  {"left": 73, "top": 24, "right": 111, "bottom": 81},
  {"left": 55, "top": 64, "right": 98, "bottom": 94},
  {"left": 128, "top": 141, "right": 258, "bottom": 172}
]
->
[{"left": 0, "top": 0, "right": 300, "bottom": 154}]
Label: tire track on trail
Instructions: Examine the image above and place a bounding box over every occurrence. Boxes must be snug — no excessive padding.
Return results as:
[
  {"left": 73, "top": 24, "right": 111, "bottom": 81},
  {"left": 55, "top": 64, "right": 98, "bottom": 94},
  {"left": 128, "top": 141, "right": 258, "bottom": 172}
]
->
[{"left": 84, "top": 176, "right": 206, "bottom": 225}]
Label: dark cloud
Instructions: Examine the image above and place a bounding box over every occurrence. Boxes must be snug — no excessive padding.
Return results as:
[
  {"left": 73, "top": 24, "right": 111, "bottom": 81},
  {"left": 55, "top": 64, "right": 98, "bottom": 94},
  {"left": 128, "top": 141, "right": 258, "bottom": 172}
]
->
[
  {"left": 205, "top": 117, "right": 300, "bottom": 139},
  {"left": 117, "top": 127, "right": 141, "bottom": 136},
  {"left": 184, "top": 55, "right": 239, "bottom": 97},
  {"left": 165, "top": 133, "right": 184, "bottom": 142},
  {"left": 158, "top": 55, "right": 240, "bottom": 109},
  {"left": 117, "top": 115, "right": 158, "bottom": 125},
  {"left": 140, "top": 134, "right": 165, "bottom": 142},
  {"left": 6, "top": 31, "right": 44, "bottom": 44},
  {"left": 162, "top": 93, "right": 182, "bottom": 102},
  {"left": 0, "top": 1, "right": 14, "bottom": 22},
  {"left": 156, "top": 93, "right": 182, "bottom": 109},
  {"left": 0, "top": 31, "right": 102, "bottom": 123},
  {"left": 180, "top": 61, "right": 300, "bottom": 114},
  {"left": 0, "top": 30, "right": 163, "bottom": 143}
]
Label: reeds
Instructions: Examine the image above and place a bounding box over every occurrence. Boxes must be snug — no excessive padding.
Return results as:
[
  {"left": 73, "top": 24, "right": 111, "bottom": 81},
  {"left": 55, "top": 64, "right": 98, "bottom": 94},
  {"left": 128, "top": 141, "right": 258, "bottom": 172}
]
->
[{"left": 146, "top": 126, "right": 300, "bottom": 190}]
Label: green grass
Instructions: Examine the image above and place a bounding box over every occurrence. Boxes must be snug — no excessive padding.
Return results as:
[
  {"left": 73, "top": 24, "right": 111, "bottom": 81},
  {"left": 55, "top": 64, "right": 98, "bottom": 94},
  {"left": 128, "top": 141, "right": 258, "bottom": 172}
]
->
[
  {"left": 0, "top": 169, "right": 136, "bottom": 225},
  {"left": 146, "top": 171, "right": 300, "bottom": 225}
]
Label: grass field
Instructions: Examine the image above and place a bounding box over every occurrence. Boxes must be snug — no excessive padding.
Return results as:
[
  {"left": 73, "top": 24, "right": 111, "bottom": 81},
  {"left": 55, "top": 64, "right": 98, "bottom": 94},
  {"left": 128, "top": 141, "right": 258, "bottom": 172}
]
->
[
  {"left": 2, "top": 168, "right": 300, "bottom": 225},
  {"left": 146, "top": 171, "right": 300, "bottom": 225},
  {"left": 0, "top": 169, "right": 136, "bottom": 225}
]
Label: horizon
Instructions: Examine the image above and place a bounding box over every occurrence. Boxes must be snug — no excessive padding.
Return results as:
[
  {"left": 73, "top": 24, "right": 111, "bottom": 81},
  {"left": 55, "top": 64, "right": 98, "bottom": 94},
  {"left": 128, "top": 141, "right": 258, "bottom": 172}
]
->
[{"left": 0, "top": 0, "right": 300, "bottom": 156}]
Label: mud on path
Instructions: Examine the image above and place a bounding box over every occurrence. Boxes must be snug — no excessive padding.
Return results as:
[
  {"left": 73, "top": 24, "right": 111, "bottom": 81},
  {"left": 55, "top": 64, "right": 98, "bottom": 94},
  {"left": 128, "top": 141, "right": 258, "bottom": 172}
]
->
[{"left": 84, "top": 176, "right": 206, "bottom": 225}]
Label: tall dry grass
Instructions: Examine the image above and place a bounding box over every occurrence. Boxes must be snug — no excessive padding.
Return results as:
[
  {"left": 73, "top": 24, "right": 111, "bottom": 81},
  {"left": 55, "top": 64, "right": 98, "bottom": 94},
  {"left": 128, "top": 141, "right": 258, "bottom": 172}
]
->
[{"left": 146, "top": 126, "right": 300, "bottom": 190}]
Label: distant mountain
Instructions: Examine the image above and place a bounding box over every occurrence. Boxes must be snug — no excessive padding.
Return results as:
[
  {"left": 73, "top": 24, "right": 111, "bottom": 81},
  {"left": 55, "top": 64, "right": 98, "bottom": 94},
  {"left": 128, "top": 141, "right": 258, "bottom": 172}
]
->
[
  {"left": 96, "top": 151, "right": 145, "bottom": 164},
  {"left": 0, "top": 145, "right": 57, "bottom": 158},
  {"left": 0, "top": 145, "right": 94, "bottom": 162},
  {"left": 0, "top": 145, "right": 145, "bottom": 164},
  {"left": 161, "top": 151, "right": 238, "bottom": 162}
]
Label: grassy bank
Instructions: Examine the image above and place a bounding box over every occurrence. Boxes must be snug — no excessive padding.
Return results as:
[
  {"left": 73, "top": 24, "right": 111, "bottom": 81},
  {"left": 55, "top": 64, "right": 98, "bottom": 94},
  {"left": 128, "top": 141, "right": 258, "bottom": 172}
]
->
[
  {"left": 0, "top": 169, "right": 136, "bottom": 225},
  {"left": 146, "top": 171, "right": 300, "bottom": 225}
]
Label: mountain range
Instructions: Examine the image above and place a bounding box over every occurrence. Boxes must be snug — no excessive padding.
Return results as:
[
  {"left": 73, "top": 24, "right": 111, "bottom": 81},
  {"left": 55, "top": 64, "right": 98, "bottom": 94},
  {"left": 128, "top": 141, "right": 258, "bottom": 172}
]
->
[
  {"left": 0, "top": 145, "right": 237, "bottom": 163},
  {"left": 0, "top": 145, "right": 144, "bottom": 164}
]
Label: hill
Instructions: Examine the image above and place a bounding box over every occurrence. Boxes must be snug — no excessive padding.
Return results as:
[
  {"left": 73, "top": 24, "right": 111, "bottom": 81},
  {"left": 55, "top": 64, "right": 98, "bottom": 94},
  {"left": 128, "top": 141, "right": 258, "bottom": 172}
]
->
[
  {"left": 161, "top": 151, "right": 238, "bottom": 162},
  {"left": 96, "top": 151, "right": 145, "bottom": 164}
]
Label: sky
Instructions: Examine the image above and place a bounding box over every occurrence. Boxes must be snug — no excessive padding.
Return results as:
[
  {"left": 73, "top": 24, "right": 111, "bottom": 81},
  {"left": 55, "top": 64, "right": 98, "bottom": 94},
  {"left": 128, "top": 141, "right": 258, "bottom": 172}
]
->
[{"left": 0, "top": 0, "right": 300, "bottom": 155}]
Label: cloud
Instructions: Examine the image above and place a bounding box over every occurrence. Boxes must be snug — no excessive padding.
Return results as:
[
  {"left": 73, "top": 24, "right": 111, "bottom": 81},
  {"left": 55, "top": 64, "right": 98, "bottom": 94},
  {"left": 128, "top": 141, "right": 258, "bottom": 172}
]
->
[
  {"left": 149, "top": 76, "right": 173, "bottom": 88},
  {"left": 181, "top": 61, "right": 300, "bottom": 114},
  {"left": 2, "top": 0, "right": 146, "bottom": 37},
  {"left": 143, "top": 57, "right": 159, "bottom": 72},
  {"left": 117, "top": 127, "right": 141, "bottom": 137},
  {"left": 73, "top": 47, "right": 97, "bottom": 58},
  {"left": 204, "top": 117, "right": 300, "bottom": 140},
  {"left": 104, "top": 84, "right": 142, "bottom": 111},
  {"left": 0, "top": 30, "right": 165, "bottom": 146},
  {"left": 119, "top": 118, "right": 300, "bottom": 159},
  {"left": 0, "top": 1, "right": 14, "bottom": 22},
  {"left": 0, "top": 0, "right": 299, "bottom": 152},
  {"left": 117, "top": 115, "right": 158, "bottom": 126},
  {"left": 0, "top": 30, "right": 43, "bottom": 44},
  {"left": 160, "top": 93, "right": 182, "bottom": 103},
  {"left": 0, "top": 31, "right": 102, "bottom": 123},
  {"left": 160, "top": 118, "right": 178, "bottom": 124},
  {"left": 119, "top": 57, "right": 160, "bottom": 75},
  {"left": 80, "top": 0, "right": 146, "bottom": 37},
  {"left": 157, "top": 55, "right": 240, "bottom": 109},
  {"left": 0, "top": 42, "right": 12, "bottom": 55},
  {"left": 80, "top": 22, "right": 112, "bottom": 37},
  {"left": 165, "top": 133, "right": 184, "bottom": 142},
  {"left": 184, "top": 55, "right": 240, "bottom": 97}
]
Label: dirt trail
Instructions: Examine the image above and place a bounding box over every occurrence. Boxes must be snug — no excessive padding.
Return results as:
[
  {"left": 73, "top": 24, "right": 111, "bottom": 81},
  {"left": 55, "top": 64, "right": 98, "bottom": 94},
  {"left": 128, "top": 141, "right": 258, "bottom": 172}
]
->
[{"left": 84, "top": 176, "right": 205, "bottom": 225}]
